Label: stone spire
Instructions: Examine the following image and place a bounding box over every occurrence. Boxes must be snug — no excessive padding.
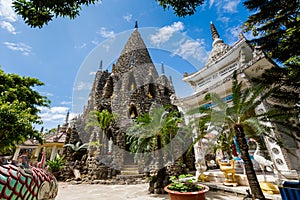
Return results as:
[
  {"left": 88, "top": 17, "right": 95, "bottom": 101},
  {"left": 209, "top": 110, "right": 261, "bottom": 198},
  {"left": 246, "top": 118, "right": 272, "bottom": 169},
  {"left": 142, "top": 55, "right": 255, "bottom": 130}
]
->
[
  {"left": 161, "top": 63, "right": 165, "bottom": 74},
  {"left": 135, "top": 21, "right": 138, "bottom": 29},
  {"left": 206, "top": 22, "right": 231, "bottom": 65},
  {"left": 210, "top": 21, "right": 220, "bottom": 40},
  {"left": 99, "top": 60, "right": 103, "bottom": 71},
  {"left": 114, "top": 22, "right": 156, "bottom": 75},
  {"left": 65, "top": 111, "right": 69, "bottom": 124}
]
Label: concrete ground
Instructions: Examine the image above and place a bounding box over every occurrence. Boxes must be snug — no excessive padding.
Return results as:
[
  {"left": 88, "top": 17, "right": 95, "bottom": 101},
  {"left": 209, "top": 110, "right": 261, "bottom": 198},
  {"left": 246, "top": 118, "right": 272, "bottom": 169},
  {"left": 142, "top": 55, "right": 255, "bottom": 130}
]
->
[{"left": 56, "top": 182, "right": 245, "bottom": 200}]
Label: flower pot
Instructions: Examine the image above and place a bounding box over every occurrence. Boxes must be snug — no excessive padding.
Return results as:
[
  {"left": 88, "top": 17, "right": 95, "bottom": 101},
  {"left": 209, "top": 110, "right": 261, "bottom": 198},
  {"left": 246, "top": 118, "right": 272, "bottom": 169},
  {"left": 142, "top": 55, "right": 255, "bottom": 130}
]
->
[{"left": 164, "top": 184, "right": 209, "bottom": 200}]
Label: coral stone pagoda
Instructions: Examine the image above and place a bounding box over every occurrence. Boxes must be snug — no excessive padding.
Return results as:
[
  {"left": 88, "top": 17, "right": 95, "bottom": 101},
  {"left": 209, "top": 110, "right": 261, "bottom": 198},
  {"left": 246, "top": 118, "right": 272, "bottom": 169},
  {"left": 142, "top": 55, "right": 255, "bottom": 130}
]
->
[{"left": 72, "top": 22, "right": 187, "bottom": 175}]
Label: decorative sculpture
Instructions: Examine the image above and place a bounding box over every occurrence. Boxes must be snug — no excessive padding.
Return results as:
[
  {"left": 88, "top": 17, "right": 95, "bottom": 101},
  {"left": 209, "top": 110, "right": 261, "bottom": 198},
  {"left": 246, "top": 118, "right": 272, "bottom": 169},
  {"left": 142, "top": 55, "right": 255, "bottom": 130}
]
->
[
  {"left": 249, "top": 138, "right": 280, "bottom": 194},
  {"left": 0, "top": 156, "right": 58, "bottom": 199},
  {"left": 249, "top": 138, "right": 273, "bottom": 180},
  {"left": 216, "top": 158, "right": 237, "bottom": 186}
]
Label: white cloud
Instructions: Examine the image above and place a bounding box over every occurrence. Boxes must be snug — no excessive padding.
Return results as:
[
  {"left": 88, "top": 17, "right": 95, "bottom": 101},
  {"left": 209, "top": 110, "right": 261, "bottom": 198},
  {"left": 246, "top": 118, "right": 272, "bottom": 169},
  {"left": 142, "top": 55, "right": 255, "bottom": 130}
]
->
[
  {"left": 173, "top": 39, "right": 209, "bottom": 64},
  {"left": 38, "top": 106, "right": 68, "bottom": 121},
  {"left": 226, "top": 25, "right": 241, "bottom": 45},
  {"left": 102, "top": 43, "right": 111, "bottom": 52},
  {"left": 74, "top": 81, "right": 92, "bottom": 91},
  {"left": 75, "top": 43, "right": 87, "bottom": 49},
  {"left": 0, "top": 0, "right": 17, "bottom": 21},
  {"left": 0, "top": 0, "right": 18, "bottom": 33},
  {"left": 0, "top": 21, "right": 16, "bottom": 34},
  {"left": 223, "top": 0, "right": 240, "bottom": 13},
  {"left": 40, "top": 91, "right": 54, "bottom": 97},
  {"left": 38, "top": 106, "right": 79, "bottom": 128},
  {"left": 209, "top": 0, "right": 215, "bottom": 8},
  {"left": 209, "top": 0, "right": 241, "bottom": 18},
  {"left": 217, "top": 16, "right": 230, "bottom": 23},
  {"left": 97, "top": 27, "right": 115, "bottom": 39},
  {"left": 92, "top": 39, "right": 99, "bottom": 45},
  {"left": 89, "top": 71, "right": 97, "bottom": 76},
  {"left": 123, "top": 14, "right": 132, "bottom": 22},
  {"left": 228, "top": 26, "right": 241, "bottom": 38},
  {"left": 61, "top": 101, "right": 72, "bottom": 105},
  {"left": 3, "top": 42, "right": 32, "bottom": 56},
  {"left": 150, "top": 21, "right": 184, "bottom": 46}
]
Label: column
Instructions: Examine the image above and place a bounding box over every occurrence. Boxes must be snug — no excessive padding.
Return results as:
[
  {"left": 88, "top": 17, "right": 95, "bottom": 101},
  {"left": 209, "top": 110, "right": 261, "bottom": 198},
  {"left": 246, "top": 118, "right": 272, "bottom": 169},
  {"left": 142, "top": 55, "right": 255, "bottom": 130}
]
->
[
  {"left": 13, "top": 147, "right": 21, "bottom": 160},
  {"left": 50, "top": 145, "right": 57, "bottom": 160}
]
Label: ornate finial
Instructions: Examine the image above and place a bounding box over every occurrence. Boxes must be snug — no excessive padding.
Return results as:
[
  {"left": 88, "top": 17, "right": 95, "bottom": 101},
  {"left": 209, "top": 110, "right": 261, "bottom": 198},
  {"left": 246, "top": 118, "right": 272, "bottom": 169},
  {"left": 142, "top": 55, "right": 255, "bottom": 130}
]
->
[
  {"left": 161, "top": 63, "right": 165, "bottom": 74},
  {"left": 112, "top": 63, "right": 116, "bottom": 73},
  {"left": 135, "top": 21, "right": 138, "bottom": 29},
  {"left": 210, "top": 21, "right": 220, "bottom": 40},
  {"left": 99, "top": 60, "right": 103, "bottom": 71},
  {"left": 169, "top": 76, "right": 173, "bottom": 85},
  {"left": 65, "top": 111, "right": 69, "bottom": 124},
  {"left": 56, "top": 125, "right": 60, "bottom": 133}
]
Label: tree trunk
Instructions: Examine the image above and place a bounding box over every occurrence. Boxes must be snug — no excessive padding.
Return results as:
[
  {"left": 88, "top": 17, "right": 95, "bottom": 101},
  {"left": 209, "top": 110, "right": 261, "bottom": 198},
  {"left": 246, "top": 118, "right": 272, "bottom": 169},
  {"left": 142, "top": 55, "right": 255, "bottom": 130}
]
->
[{"left": 234, "top": 124, "right": 266, "bottom": 200}]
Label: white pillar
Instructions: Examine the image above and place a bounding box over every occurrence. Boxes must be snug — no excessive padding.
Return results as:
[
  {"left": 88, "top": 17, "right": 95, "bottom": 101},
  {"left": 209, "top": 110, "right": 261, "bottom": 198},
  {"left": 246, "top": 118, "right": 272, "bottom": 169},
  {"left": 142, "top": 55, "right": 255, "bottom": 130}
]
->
[
  {"left": 35, "top": 146, "right": 41, "bottom": 158},
  {"left": 13, "top": 147, "right": 21, "bottom": 160},
  {"left": 50, "top": 145, "right": 57, "bottom": 160}
]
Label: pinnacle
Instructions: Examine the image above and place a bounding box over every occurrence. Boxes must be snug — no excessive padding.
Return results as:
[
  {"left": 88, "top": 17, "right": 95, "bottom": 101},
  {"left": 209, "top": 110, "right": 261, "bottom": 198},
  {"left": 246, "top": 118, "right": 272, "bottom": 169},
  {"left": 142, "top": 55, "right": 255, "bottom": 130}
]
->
[
  {"left": 114, "top": 26, "right": 154, "bottom": 74},
  {"left": 210, "top": 21, "right": 220, "bottom": 40}
]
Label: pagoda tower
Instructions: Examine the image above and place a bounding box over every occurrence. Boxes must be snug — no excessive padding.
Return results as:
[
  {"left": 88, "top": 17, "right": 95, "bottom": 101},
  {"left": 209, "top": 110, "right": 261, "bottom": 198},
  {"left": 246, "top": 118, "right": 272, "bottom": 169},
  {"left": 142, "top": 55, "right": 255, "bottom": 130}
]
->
[{"left": 77, "top": 22, "right": 176, "bottom": 170}]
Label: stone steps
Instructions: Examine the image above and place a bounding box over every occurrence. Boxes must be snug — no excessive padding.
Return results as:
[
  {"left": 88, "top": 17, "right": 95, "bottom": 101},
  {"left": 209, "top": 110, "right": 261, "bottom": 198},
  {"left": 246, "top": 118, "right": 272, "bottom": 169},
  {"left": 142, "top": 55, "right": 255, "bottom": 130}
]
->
[
  {"left": 121, "top": 165, "right": 139, "bottom": 175},
  {"left": 121, "top": 165, "right": 140, "bottom": 175}
]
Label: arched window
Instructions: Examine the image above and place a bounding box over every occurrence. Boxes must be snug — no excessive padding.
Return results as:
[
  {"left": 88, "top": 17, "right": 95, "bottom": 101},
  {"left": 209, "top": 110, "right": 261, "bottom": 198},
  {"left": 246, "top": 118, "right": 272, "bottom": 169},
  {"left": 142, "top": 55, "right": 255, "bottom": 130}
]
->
[
  {"left": 128, "top": 74, "right": 136, "bottom": 91},
  {"left": 148, "top": 83, "right": 156, "bottom": 98},
  {"left": 128, "top": 104, "right": 138, "bottom": 119}
]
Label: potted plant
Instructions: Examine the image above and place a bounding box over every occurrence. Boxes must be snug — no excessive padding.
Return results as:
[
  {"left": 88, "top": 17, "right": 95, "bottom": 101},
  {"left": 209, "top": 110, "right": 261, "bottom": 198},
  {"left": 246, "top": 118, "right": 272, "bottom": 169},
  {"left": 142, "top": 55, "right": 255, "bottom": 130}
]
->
[
  {"left": 46, "top": 154, "right": 65, "bottom": 179},
  {"left": 164, "top": 174, "right": 209, "bottom": 200}
]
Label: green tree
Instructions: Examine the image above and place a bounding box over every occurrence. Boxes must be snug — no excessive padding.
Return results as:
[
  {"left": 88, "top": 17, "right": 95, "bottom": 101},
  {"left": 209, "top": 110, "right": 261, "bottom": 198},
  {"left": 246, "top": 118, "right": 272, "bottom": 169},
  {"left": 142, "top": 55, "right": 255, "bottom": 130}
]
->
[
  {"left": 85, "top": 109, "right": 115, "bottom": 133},
  {"left": 193, "top": 72, "right": 299, "bottom": 200},
  {"left": 85, "top": 109, "right": 115, "bottom": 154},
  {"left": 127, "top": 106, "right": 182, "bottom": 161},
  {"left": 13, "top": 0, "right": 205, "bottom": 28},
  {"left": 126, "top": 105, "right": 182, "bottom": 193},
  {"left": 243, "top": 0, "right": 299, "bottom": 64},
  {"left": 0, "top": 68, "right": 50, "bottom": 154},
  {"left": 96, "top": 109, "right": 115, "bottom": 132},
  {"left": 243, "top": 0, "right": 300, "bottom": 114},
  {"left": 156, "top": 0, "right": 204, "bottom": 17},
  {"left": 13, "top": 0, "right": 99, "bottom": 28}
]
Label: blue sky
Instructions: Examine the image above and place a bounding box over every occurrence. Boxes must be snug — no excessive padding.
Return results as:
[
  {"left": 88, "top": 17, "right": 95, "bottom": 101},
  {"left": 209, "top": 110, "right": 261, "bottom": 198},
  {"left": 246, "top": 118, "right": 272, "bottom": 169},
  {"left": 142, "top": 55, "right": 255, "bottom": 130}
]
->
[{"left": 0, "top": 0, "right": 250, "bottom": 131}]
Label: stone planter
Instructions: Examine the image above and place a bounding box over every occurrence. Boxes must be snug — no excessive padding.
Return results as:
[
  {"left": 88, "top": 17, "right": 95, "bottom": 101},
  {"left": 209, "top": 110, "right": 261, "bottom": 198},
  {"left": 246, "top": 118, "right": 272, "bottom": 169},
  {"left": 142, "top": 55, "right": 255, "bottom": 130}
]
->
[{"left": 164, "top": 184, "right": 209, "bottom": 200}]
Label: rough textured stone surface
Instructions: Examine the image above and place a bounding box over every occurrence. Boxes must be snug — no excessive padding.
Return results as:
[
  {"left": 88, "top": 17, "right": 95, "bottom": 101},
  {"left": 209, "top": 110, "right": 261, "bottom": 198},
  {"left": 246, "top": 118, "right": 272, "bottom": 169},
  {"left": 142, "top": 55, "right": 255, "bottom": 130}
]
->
[{"left": 66, "top": 27, "right": 194, "bottom": 190}]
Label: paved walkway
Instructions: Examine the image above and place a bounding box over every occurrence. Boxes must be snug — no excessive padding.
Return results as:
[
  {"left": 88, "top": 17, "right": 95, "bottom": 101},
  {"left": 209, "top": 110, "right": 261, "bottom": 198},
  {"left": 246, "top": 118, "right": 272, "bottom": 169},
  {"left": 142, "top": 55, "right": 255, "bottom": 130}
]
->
[
  {"left": 56, "top": 173, "right": 284, "bottom": 200},
  {"left": 56, "top": 182, "right": 245, "bottom": 200}
]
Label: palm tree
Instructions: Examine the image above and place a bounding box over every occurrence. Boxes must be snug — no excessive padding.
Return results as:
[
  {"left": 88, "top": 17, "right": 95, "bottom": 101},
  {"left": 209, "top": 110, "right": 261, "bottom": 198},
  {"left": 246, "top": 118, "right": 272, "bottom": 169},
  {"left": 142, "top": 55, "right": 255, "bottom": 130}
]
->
[
  {"left": 192, "top": 71, "right": 298, "bottom": 200},
  {"left": 126, "top": 105, "right": 182, "bottom": 194},
  {"left": 86, "top": 110, "right": 115, "bottom": 133},
  {"left": 85, "top": 109, "right": 115, "bottom": 154}
]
